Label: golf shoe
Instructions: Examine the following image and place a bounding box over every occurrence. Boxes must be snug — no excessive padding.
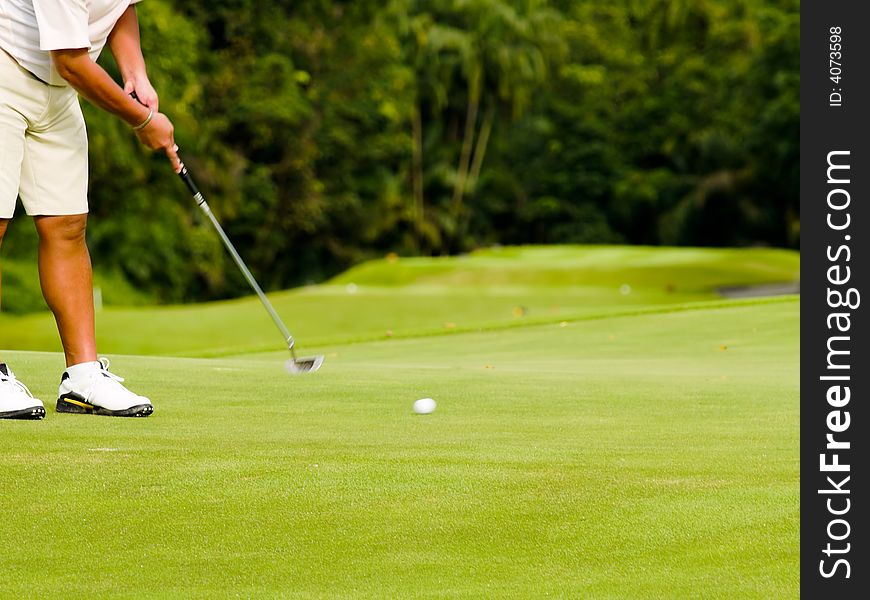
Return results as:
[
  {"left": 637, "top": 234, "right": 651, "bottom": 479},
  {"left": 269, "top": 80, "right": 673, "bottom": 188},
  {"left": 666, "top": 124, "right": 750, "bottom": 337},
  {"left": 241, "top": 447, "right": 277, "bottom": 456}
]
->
[
  {"left": 57, "top": 358, "right": 153, "bottom": 417},
  {"left": 0, "top": 363, "right": 46, "bottom": 420}
]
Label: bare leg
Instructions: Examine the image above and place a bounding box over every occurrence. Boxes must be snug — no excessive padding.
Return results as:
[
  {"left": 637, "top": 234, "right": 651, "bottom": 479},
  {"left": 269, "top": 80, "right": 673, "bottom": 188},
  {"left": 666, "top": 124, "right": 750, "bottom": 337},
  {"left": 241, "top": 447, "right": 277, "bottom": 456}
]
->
[{"left": 33, "top": 214, "right": 97, "bottom": 367}]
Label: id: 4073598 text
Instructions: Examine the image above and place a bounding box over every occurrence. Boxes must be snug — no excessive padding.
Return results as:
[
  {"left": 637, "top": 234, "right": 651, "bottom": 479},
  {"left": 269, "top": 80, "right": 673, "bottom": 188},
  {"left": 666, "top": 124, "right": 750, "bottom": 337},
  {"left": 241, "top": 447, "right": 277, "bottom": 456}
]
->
[{"left": 829, "top": 26, "right": 843, "bottom": 107}]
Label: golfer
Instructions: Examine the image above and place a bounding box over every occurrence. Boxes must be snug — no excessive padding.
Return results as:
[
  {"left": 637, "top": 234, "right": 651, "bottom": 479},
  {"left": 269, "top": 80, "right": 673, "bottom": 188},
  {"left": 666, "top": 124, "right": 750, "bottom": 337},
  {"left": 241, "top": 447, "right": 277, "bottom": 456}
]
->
[{"left": 0, "top": 0, "right": 178, "bottom": 419}]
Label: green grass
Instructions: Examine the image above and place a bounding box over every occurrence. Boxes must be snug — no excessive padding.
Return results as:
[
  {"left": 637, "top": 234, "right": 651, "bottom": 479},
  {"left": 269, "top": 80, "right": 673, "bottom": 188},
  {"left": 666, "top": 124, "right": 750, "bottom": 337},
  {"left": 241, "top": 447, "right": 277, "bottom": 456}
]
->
[
  {"left": 334, "top": 245, "right": 800, "bottom": 289},
  {"left": 0, "top": 245, "right": 799, "bottom": 356},
  {"left": 0, "top": 246, "right": 799, "bottom": 598}
]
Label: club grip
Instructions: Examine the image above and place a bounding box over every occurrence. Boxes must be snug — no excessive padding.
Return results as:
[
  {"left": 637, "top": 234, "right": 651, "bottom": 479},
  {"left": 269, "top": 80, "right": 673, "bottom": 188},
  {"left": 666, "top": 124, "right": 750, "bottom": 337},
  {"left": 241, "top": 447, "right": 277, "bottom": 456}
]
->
[{"left": 178, "top": 162, "right": 201, "bottom": 198}]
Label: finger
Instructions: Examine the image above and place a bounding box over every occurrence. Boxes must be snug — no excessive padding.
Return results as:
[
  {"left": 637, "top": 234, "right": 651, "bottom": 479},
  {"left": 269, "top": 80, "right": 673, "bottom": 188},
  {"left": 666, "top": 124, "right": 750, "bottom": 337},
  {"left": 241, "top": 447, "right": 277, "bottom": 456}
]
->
[
  {"left": 167, "top": 144, "right": 181, "bottom": 173},
  {"left": 124, "top": 80, "right": 135, "bottom": 94}
]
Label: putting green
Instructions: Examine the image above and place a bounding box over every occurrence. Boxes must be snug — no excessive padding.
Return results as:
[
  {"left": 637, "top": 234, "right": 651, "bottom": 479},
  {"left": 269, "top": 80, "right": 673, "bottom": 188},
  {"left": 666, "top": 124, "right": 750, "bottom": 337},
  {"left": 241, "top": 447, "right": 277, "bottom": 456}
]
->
[{"left": 1, "top": 297, "right": 798, "bottom": 598}]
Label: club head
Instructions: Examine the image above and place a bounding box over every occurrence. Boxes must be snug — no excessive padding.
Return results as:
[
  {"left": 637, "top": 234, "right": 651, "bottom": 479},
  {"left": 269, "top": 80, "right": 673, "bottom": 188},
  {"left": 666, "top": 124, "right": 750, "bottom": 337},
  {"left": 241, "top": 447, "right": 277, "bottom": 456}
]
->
[{"left": 285, "top": 355, "right": 324, "bottom": 375}]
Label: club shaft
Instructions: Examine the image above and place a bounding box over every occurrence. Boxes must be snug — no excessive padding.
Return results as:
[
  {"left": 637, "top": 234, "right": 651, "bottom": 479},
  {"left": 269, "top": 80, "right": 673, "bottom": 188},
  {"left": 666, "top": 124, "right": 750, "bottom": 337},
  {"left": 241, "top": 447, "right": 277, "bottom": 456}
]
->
[
  {"left": 175, "top": 160, "right": 312, "bottom": 364},
  {"left": 199, "top": 202, "right": 295, "bottom": 346},
  {"left": 179, "top": 169, "right": 296, "bottom": 355}
]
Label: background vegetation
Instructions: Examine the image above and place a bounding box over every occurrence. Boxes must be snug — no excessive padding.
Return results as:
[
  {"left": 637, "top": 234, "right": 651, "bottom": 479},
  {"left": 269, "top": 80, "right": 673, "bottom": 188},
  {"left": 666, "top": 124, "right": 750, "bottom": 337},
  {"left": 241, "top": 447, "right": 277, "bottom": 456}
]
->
[{"left": 0, "top": 0, "right": 799, "bottom": 309}]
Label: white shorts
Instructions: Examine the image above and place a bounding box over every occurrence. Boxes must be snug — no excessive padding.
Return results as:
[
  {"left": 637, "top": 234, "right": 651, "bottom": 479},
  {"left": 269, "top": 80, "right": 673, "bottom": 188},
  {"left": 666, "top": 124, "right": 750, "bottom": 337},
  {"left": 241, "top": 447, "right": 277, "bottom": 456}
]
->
[{"left": 0, "top": 47, "right": 88, "bottom": 219}]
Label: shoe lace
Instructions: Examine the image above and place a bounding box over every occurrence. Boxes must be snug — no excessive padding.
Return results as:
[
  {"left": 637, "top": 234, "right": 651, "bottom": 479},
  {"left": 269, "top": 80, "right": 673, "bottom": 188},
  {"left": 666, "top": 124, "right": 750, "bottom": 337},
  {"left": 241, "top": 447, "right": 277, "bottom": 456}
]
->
[
  {"left": 0, "top": 368, "right": 35, "bottom": 398},
  {"left": 98, "top": 357, "right": 125, "bottom": 383},
  {"left": 81, "top": 358, "right": 130, "bottom": 402}
]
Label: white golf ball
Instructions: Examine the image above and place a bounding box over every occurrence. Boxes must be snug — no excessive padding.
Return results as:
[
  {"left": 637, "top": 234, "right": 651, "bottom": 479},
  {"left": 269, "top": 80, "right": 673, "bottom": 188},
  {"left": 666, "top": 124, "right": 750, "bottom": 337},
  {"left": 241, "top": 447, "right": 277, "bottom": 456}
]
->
[{"left": 413, "top": 398, "right": 436, "bottom": 414}]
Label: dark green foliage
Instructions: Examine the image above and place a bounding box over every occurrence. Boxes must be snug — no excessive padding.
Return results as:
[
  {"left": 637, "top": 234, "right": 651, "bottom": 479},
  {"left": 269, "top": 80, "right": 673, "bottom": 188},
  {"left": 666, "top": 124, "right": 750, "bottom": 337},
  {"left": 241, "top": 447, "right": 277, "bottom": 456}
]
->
[{"left": 2, "top": 0, "right": 799, "bottom": 304}]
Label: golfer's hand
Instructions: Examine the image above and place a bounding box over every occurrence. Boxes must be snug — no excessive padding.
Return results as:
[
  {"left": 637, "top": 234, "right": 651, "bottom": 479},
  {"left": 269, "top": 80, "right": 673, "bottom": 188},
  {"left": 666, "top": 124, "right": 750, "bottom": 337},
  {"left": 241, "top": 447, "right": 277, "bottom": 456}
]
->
[
  {"left": 136, "top": 113, "right": 181, "bottom": 173},
  {"left": 124, "top": 77, "right": 158, "bottom": 111}
]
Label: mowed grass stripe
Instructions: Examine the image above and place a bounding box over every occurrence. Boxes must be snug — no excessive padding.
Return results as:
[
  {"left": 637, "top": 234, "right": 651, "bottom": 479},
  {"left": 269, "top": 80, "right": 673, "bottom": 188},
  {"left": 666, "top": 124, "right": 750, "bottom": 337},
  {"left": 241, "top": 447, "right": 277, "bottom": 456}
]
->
[{"left": 0, "top": 300, "right": 798, "bottom": 598}]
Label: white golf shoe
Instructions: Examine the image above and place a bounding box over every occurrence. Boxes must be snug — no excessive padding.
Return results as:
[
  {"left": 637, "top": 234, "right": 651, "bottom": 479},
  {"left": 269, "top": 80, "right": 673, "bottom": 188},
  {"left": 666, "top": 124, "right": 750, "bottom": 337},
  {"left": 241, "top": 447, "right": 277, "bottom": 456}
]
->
[
  {"left": 0, "top": 363, "right": 46, "bottom": 420},
  {"left": 56, "top": 358, "right": 153, "bottom": 417}
]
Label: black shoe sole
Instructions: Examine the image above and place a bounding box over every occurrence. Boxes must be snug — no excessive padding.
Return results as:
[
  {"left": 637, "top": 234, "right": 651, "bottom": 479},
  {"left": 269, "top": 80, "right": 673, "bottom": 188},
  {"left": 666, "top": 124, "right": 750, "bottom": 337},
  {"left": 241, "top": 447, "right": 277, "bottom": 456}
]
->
[
  {"left": 56, "top": 396, "right": 153, "bottom": 417},
  {"left": 0, "top": 406, "right": 46, "bottom": 420}
]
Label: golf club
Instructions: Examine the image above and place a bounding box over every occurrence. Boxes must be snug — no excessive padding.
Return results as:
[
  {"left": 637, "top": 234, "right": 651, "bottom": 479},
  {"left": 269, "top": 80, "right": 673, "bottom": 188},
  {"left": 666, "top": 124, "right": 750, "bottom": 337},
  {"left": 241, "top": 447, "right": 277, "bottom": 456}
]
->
[{"left": 176, "top": 159, "right": 324, "bottom": 374}]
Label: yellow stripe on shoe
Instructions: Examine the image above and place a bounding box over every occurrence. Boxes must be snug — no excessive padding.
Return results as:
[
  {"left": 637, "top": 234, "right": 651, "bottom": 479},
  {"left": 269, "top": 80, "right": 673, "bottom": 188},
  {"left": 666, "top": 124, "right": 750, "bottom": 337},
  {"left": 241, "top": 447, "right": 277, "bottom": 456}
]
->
[{"left": 61, "top": 398, "right": 90, "bottom": 409}]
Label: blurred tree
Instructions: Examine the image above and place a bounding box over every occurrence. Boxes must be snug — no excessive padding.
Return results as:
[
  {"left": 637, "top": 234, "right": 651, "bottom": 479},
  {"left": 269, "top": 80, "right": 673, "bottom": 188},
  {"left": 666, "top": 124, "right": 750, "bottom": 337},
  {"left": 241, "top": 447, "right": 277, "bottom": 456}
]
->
[{"left": 386, "top": 0, "right": 566, "bottom": 252}]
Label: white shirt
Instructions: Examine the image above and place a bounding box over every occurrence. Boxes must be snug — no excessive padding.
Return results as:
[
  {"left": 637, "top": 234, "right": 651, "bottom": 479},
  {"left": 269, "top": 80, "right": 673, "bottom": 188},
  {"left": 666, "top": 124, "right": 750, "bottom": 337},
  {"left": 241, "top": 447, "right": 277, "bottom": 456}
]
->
[{"left": 0, "top": 0, "right": 142, "bottom": 86}]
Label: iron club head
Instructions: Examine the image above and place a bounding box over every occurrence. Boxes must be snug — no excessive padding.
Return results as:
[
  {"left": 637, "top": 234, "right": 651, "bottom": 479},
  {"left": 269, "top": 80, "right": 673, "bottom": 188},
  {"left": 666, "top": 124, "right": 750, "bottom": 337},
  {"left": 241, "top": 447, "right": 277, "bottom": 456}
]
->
[{"left": 285, "top": 355, "right": 324, "bottom": 374}]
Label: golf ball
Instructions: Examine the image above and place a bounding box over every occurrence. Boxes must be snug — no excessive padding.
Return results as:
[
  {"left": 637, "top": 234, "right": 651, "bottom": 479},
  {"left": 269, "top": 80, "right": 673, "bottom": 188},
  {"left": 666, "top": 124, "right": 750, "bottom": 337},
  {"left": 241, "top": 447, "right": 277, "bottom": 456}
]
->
[{"left": 413, "top": 398, "right": 436, "bottom": 414}]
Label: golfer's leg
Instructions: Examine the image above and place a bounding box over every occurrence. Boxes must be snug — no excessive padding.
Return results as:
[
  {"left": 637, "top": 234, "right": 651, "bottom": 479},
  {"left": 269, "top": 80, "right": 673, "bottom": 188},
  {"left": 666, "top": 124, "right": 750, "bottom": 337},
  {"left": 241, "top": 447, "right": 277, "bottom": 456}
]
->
[
  {"left": 16, "top": 74, "right": 91, "bottom": 367},
  {"left": 34, "top": 214, "right": 97, "bottom": 367}
]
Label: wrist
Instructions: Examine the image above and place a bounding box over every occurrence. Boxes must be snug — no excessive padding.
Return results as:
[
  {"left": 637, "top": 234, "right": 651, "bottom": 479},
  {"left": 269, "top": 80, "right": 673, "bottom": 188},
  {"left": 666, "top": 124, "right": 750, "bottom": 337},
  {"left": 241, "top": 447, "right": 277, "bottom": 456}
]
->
[
  {"left": 122, "top": 69, "right": 147, "bottom": 86},
  {"left": 132, "top": 108, "right": 153, "bottom": 131}
]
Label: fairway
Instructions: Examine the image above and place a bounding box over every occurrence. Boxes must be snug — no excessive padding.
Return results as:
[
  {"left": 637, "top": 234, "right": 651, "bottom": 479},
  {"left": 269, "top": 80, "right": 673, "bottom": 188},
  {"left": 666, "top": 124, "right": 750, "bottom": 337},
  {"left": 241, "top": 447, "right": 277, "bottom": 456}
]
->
[
  {"left": 0, "top": 246, "right": 799, "bottom": 356},
  {"left": 1, "top": 293, "right": 799, "bottom": 598}
]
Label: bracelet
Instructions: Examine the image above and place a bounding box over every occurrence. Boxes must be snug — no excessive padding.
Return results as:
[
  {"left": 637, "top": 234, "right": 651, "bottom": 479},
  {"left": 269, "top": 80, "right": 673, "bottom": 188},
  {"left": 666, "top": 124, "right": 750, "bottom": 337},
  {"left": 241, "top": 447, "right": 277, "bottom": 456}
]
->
[{"left": 132, "top": 109, "right": 153, "bottom": 131}]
